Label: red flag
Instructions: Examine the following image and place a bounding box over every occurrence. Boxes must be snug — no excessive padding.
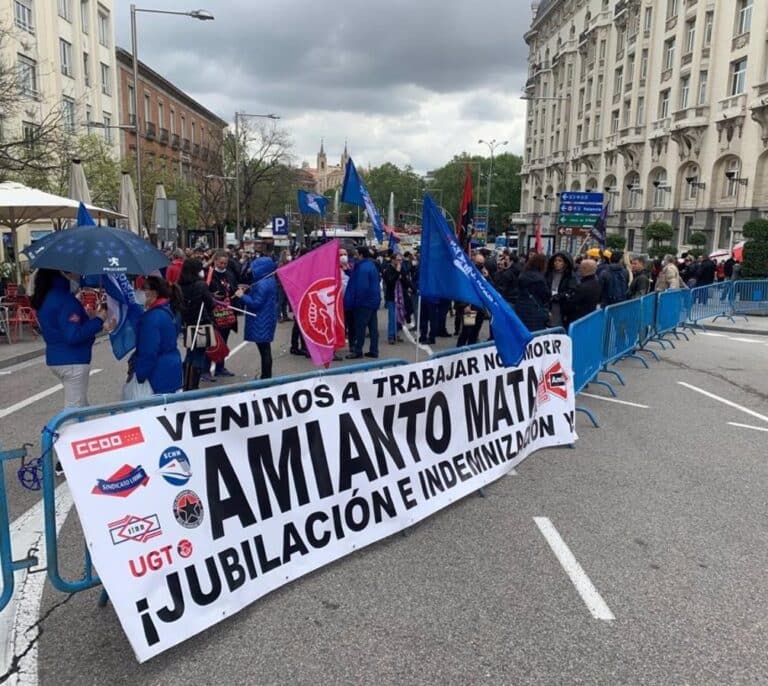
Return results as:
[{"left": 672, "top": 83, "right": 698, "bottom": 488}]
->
[
  {"left": 277, "top": 240, "right": 345, "bottom": 368},
  {"left": 457, "top": 166, "right": 474, "bottom": 252},
  {"left": 535, "top": 215, "right": 543, "bottom": 254}
]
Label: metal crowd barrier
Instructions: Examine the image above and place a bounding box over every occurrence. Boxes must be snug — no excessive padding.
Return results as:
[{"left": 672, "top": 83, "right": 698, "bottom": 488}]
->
[
  {"left": 40, "top": 359, "right": 408, "bottom": 596},
  {"left": 654, "top": 289, "right": 686, "bottom": 346},
  {"left": 568, "top": 309, "right": 611, "bottom": 428},
  {"left": 686, "top": 282, "right": 736, "bottom": 327},
  {"left": 731, "top": 279, "right": 768, "bottom": 316},
  {"left": 601, "top": 298, "right": 648, "bottom": 386},
  {"left": 637, "top": 293, "right": 662, "bottom": 360}
]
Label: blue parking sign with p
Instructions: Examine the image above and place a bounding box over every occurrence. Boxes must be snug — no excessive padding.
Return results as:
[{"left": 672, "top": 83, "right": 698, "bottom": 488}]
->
[{"left": 272, "top": 215, "right": 289, "bottom": 236}]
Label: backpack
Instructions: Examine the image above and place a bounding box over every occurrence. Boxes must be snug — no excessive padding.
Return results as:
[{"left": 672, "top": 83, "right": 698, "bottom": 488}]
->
[{"left": 605, "top": 268, "right": 628, "bottom": 305}]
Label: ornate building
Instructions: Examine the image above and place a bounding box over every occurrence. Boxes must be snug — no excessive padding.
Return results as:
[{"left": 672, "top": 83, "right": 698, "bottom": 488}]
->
[
  {"left": 519, "top": 0, "right": 766, "bottom": 253},
  {"left": 302, "top": 141, "right": 350, "bottom": 193}
]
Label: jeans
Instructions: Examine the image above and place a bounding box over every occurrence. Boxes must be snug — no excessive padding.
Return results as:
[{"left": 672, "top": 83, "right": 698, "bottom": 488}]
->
[
  {"left": 256, "top": 341, "right": 272, "bottom": 379},
  {"left": 49, "top": 364, "right": 90, "bottom": 408},
  {"left": 352, "top": 307, "right": 378, "bottom": 356},
  {"left": 386, "top": 301, "right": 397, "bottom": 340}
]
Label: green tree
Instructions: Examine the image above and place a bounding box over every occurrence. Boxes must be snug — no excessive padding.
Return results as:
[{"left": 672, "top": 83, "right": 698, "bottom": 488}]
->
[
  {"left": 645, "top": 221, "right": 675, "bottom": 259},
  {"left": 741, "top": 218, "right": 768, "bottom": 278},
  {"left": 687, "top": 231, "right": 707, "bottom": 258},
  {"left": 606, "top": 234, "right": 627, "bottom": 250},
  {"left": 361, "top": 162, "right": 423, "bottom": 223}
]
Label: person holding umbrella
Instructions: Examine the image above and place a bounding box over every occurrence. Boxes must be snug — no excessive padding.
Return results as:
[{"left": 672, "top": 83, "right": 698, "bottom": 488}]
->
[{"left": 30, "top": 269, "right": 115, "bottom": 408}]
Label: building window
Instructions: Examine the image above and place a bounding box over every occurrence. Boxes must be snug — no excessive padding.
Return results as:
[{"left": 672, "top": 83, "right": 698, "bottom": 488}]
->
[
  {"left": 85, "top": 104, "right": 91, "bottom": 124},
  {"left": 62, "top": 96, "right": 76, "bottom": 132},
  {"left": 653, "top": 170, "right": 668, "bottom": 208},
  {"left": 614, "top": 68, "right": 623, "bottom": 94},
  {"left": 191, "top": 120, "right": 196, "bottom": 143},
  {"left": 157, "top": 101, "right": 164, "bottom": 128},
  {"left": 718, "top": 215, "right": 733, "bottom": 249},
  {"left": 704, "top": 11, "right": 714, "bottom": 46},
  {"left": 640, "top": 50, "right": 648, "bottom": 80},
  {"left": 103, "top": 112, "right": 112, "bottom": 143},
  {"left": 22, "top": 121, "right": 39, "bottom": 147},
  {"left": 685, "top": 20, "right": 696, "bottom": 53},
  {"left": 622, "top": 102, "right": 631, "bottom": 127},
  {"left": 686, "top": 175, "right": 699, "bottom": 201},
  {"left": 667, "top": 0, "right": 678, "bottom": 19},
  {"left": 637, "top": 96, "right": 645, "bottom": 125},
  {"left": 170, "top": 109, "right": 175, "bottom": 134},
  {"left": 127, "top": 85, "right": 135, "bottom": 124},
  {"left": 17, "top": 54, "right": 38, "bottom": 97},
  {"left": 599, "top": 40, "right": 606, "bottom": 59},
  {"left": 83, "top": 52, "right": 90, "bottom": 86},
  {"left": 181, "top": 115, "right": 186, "bottom": 139},
  {"left": 596, "top": 75, "right": 604, "bottom": 100},
  {"left": 644, "top": 7, "right": 653, "bottom": 32},
  {"left": 593, "top": 115, "right": 601, "bottom": 138},
  {"left": 100, "top": 62, "right": 111, "bottom": 95},
  {"left": 81, "top": 0, "right": 89, "bottom": 32},
  {"left": 14, "top": 0, "right": 34, "bottom": 34},
  {"left": 627, "top": 54, "right": 635, "bottom": 83},
  {"left": 97, "top": 5, "right": 110, "bottom": 47},
  {"left": 58, "top": 0, "right": 71, "bottom": 21},
  {"left": 725, "top": 159, "right": 741, "bottom": 197},
  {"left": 59, "top": 39, "right": 73, "bottom": 77},
  {"left": 664, "top": 38, "right": 676, "bottom": 70},
  {"left": 698, "top": 70, "right": 708, "bottom": 104},
  {"left": 144, "top": 93, "right": 151, "bottom": 122},
  {"left": 616, "top": 29, "right": 625, "bottom": 56},
  {"left": 730, "top": 58, "right": 747, "bottom": 95},
  {"left": 683, "top": 215, "right": 695, "bottom": 241},
  {"left": 736, "top": 0, "right": 753, "bottom": 36},
  {"left": 659, "top": 90, "right": 670, "bottom": 118},
  {"left": 679, "top": 76, "right": 690, "bottom": 109},
  {"left": 611, "top": 110, "right": 620, "bottom": 133}
]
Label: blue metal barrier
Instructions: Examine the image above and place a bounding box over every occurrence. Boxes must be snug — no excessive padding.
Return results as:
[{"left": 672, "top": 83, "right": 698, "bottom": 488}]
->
[
  {"left": 731, "top": 279, "right": 768, "bottom": 316},
  {"left": 637, "top": 293, "right": 662, "bottom": 360},
  {"left": 568, "top": 309, "right": 612, "bottom": 428},
  {"left": 601, "top": 298, "right": 647, "bottom": 385},
  {"left": 0, "top": 444, "right": 39, "bottom": 612},
  {"left": 40, "top": 359, "right": 409, "bottom": 595},
  {"left": 686, "top": 282, "right": 736, "bottom": 326},
  {"left": 654, "top": 289, "right": 685, "bottom": 345}
]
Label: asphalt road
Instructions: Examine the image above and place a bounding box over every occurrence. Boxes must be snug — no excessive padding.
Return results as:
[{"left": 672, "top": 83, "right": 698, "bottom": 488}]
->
[{"left": 1, "top": 323, "right": 767, "bottom": 685}]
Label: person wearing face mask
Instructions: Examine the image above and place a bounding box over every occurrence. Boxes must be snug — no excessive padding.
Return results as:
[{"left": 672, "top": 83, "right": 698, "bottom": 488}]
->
[
  {"left": 205, "top": 250, "right": 239, "bottom": 378},
  {"left": 129, "top": 276, "right": 183, "bottom": 394},
  {"left": 178, "top": 258, "right": 216, "bottom": 390},
  {"left": 31, "top": 268, "right": 115, "bottom": 410}
]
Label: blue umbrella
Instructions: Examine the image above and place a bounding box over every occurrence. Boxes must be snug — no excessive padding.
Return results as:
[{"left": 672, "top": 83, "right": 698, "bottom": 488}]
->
[{"left": 25, "top": 224, "right": 168, "bottom": 275}]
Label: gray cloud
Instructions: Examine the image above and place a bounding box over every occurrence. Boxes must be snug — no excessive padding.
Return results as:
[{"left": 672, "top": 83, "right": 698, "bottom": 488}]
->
[{"left": 116, "top": 0, "right": 533, "bottom": 172}]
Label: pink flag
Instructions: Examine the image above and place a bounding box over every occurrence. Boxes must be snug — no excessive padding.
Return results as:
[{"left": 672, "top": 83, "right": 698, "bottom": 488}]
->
[{"left": 277, "top": 239, "right": 345, "bottom": 368}]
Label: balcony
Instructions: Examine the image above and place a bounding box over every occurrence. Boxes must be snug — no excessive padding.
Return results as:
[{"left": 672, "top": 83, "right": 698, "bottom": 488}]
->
[
  {"left": 159, "top": 127, "right": 169, "bottom": 144},
  {"left": 719, "top": 93, "right": 746, "bottom": 114},
  {"left": 682, "top": 51, "right": 693, "bottom": 66},
  {"left": 618, "top": 125, "right": 646, "bottom": 144},
  {"left": 182, "top": 138, "right": 191, "bottom": 152},
  {"left": 144, "top": 121, "right": 156, "bottom": 140},
  {"left": 171, "top": 133, "right": 180, "bottom": 149},
  {"left": 650, "top": 117, "right": 672, "bottom": 137},
  {"left": 127, "top": 113, "right": 136, "bottom": 126},
  {"left": 672, "top": 105, "right": 709, "bottom": 124}
]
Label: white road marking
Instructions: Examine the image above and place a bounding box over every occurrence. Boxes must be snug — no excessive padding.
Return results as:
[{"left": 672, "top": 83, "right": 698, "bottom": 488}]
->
[
  {"left": 579, "top": 392, "right": 650, "bottom": 409},
  {"left": 534, "top": 517, "right": 615, "bottom": 621},
  {"left": 678, "top": 382, "right": 768, "bottom": 424},
  {"left": 0, "top": 483, "right": 73, "bottom": 685},
  {"left": 728, "top": 422, "right": 768, "bottom": 433},
  {"left": 701, "top": 332, "right": 766, "bottom": 345},
  {"left": 227, "top": 341, "right": 248, "bottom": 358},
  {"left": 0, "top": 370, "right": 102, "bottom": 420}
]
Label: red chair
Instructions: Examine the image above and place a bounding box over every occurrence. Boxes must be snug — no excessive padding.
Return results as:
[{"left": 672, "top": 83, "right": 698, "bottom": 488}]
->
[
  {"left": 5, "top": 283, "right": 18, "bottom": 300},
  {"left": 7, "top": 296, "right": 40, "bottom": 342}
]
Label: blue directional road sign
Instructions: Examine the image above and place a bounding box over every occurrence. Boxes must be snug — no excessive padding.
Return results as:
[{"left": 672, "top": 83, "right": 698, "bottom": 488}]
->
[
  {"left": 272, "top": 215, "right": 289, "bottom": 235},
  {"left": 474, "top": 220, "right": 487, "bottom": 231},
  {"left": 560, "top": 192, "right": 604, "bottom": 204},
  {"left": 559, "top": 203, "right": 604, "bottom": 215}
]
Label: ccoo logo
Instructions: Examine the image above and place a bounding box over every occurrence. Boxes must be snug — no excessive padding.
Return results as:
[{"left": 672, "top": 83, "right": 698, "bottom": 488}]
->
[{"left": 72, "top": 427, "right": 145, "bottom": 459}]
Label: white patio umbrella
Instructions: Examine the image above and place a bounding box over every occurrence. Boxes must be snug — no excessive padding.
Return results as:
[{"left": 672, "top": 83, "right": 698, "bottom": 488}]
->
[
  {"left": 387, "top": 192, "right": 395, "bottom": 227},
  {"left": 0, "top": 181, "right": 124, "bottom": 281},
  {"left": 333, "top": 188, "right": 339, "bottom": 222},
  {"left": 119, "top": 171, "right": 141, "bottom": 236},
  {"left": 68, "top": 158, "right": 92, "bottom": 206}
]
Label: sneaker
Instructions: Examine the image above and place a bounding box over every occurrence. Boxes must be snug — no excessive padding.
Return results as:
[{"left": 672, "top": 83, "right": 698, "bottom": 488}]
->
[
  {"left": 201, "top": 373, "right": 216, "bottom": 383},
  {"left": 290, "top": 347, "right": 304, "bottom": 356},
  {"left": 217, "top": 369, "right": 235, "bottom": 377},
  {"left": 364, "top": 352, "right": 379, "bottom": 359},
  {"left": 332, "top": 353, "right": 343, "bottom": 361},
  {"left": 54, "top": 461, "right": 65, "bottom": 477}
]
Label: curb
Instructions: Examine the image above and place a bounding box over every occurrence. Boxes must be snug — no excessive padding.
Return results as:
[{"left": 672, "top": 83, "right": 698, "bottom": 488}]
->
[
  {"left": 702, "top": 324, "right": 768, "bottom": 337},
  {"left": 0, "top": 347, "right": 45, "bottom": 370}
]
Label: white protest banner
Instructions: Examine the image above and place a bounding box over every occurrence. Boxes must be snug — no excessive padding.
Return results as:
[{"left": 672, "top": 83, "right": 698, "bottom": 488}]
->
[{"left": 55, "top": 335, "right": 576, "bottom": 661}]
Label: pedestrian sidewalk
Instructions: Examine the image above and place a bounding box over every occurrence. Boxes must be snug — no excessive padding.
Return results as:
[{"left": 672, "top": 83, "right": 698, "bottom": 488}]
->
[
  {"left": 701, "top": 314, "right": 768, "bottom": 336},
  {"left": 0, "top": 336, "right": 45, "bottom": 369}
]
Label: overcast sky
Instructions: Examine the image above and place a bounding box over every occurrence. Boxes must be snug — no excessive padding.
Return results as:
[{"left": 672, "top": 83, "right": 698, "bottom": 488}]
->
[{"left": 115, "top": 0, "right": 532, "bottom": 174}]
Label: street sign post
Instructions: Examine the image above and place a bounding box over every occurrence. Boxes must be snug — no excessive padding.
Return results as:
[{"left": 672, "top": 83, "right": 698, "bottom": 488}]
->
[
  {"left": 557, "top": 191, "right": 604, "bottom": 235},
  {"left": 272, "top": 215, "right": 289, "bottom": 236},
  {"left": 558, "top": 215, "right": 601, "bottom": 227}
]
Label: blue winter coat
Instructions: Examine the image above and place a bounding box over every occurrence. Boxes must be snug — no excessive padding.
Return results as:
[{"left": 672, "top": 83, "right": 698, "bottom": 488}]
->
[
  {"left": 133, "top": 303, "right": 182, "bottom": 393},
  {"left": 238, "top": 257, "right": 277, "bottom": 343},
  {"left": 344, "top": 258, "right": 381, "bottom": 310},
  {"left": 37, "top": 276, "right": 103, "bottom": 366}
]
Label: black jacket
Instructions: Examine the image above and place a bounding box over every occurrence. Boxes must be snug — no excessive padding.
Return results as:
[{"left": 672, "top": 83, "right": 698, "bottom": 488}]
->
[
  {"left": 515, "top": 271, "right": 551, "bottom": 332},
  {"left": 179, "top": 280, "right": 215, "bottom": 327},
  {"left": 697, "top": 258, "right": 716, "bottom": 286},
  {"left": 493, "top": 266, "right": 520, "bottom": 305},
  {"left": 564, "top": 275, "right": 602, "bottom": 325}
]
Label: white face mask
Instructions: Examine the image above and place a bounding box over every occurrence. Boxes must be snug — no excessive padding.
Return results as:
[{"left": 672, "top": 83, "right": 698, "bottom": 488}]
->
[
  {"left": 412, "top": 260, "right": 418, "bottom": 267},
  {"left": 214, "top": 267, "right": 226, "bottom": 273},
  {"left": 286, "top": 256, "right": 293, "bottom": 262},
  {"left": 340, "top": 255, "right": 349, "bottom": 265},
  {"left": 198, "top": 270, "right": 205, "bottom": 278}
]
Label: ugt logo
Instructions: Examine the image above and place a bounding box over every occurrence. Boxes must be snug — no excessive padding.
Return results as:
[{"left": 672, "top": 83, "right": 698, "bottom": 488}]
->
[{"left": 537, "top": 361, "right": 569, "bottom": 405}]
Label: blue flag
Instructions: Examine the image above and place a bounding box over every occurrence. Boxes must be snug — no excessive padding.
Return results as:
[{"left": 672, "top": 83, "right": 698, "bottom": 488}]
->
[
  {"left": 297, "top": 190, "right": 329, "bottom": 216},
  {"left": 590, "top": 201, "right": 609, "bottom": 249},
  {"left": 419, "top": 195, "right": 532, "bottom": 366},
  {"left": 103, "top": 274, "right": 143, "bottom": 360},
  {"left": 341, "top": 158, "right": 384, "bottom": 242},
  {"left": 77, "top": 202, "right": 96, "bottom": 226}
]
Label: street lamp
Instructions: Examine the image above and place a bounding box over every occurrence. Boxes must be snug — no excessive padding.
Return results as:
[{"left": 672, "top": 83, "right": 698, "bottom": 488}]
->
[
  {"left": 478, "top": 139, "right": 508, "bottom": 236},
  {"left": 130, "top": 4, "right": 214, "bottom": 238},
  {"left": 725, "top": 170, "right": 749, "bottom": 250},
  {"left": 233, "top": 112, "right": 280, "bottom": 242}
]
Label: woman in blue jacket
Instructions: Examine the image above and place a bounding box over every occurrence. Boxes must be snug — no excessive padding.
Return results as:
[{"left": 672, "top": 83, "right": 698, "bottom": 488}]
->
[
  {"left": 234, "top": 256, "right": 277, "bottom": 379},
  {"left": 31, "top": 269, "right": 114, "bottom": 408},
  {"left": 130, "top": 275, "right": 183, "bottom": 394}
]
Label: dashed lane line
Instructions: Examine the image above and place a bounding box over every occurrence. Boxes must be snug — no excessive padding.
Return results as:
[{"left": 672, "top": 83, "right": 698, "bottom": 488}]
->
[
  {"left": 578, "top": 393, "right": 649, "bottom": 409},
  {"left": 0, "top": 370, "right": 102, "bottom": 420},
  {"left": 727, "top": 422, "right": 768, "bottom": 433},
  {"left": 678, "top": 381, "right": 768, "bottom": 424},
  {"left": 534, "top": 517, "right": 615, "bottom": 621}
]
